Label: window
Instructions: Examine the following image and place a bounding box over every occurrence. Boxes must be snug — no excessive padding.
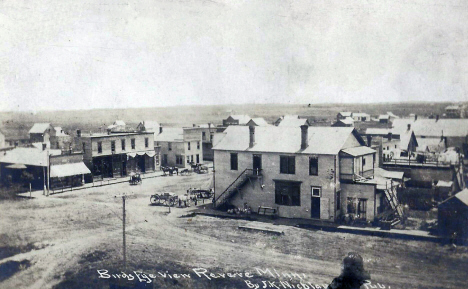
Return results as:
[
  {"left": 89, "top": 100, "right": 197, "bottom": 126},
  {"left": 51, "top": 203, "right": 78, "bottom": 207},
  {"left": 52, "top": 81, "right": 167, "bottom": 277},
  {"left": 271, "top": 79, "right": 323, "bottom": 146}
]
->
[
  {"left": 202, "top": 132, "right": 206, "bottom": 140},
  {"left": 188, "top": 142, "right": 191, "bottom": 150},
  {"left": 196, "top": 154, "right": 200, "bottom": 163},
  {"left": 387, "top": 146, "right": 389, "bottom": 150},
  {"left": 176, "top": 155, "right": 183, "bottom": 165},
  {"left": 168, "top": 142, "right": 172, "bottom": 151},
  {"left": 145, "top": 138, "right": 149, "bottom": 148},
  {"left": 309, "top": 157, "right": 318, "bottom": 175},
  {"left": 336, "top": 191, "right": 341, "bottom": 211},
  {"left": 362, "top": 158, "right": 366, "bottom": 166},
  {"left": 82, "top": 142, "right": 86, "bottom": 153},
  {"left": 131, "top": 138, "right": 135, "bottom": 150},
  {"left": 155, "top": 155, "right": 160, "bottom": 166},
  {"left": 111, "top": 141, "right": 116, "bottom": 153},
  {"left": 210, "top": 133, "right": 213, "bottom": 142},
  {"left": 97, "top": 142, "right": 102, "bottom": 153},
  {"left": 275, "top": 181, "right": 301, "bottom": 206},
  {"left": 230, "top": 153, "right": 238, "bottom": 170},
  {"left": 121, "top": 139, "right": 126, "bottom": 150},
  {"left": 311, "top": 187, "right": 321, "bottom": 197},
  {"left": 395, "top": 145, "right": 397, "bottom": 149},
  {"left": 187, "top": 156, "right": 190, "bottom": 164},
  {"left": 280, "top": 155, "right": 295, "bottom": 174},
  {"left": 197, "top": 141, "right": 200, "bottom": 150},
  {"left": 191, "top": 155, "right": 194, "bottom": 163}
]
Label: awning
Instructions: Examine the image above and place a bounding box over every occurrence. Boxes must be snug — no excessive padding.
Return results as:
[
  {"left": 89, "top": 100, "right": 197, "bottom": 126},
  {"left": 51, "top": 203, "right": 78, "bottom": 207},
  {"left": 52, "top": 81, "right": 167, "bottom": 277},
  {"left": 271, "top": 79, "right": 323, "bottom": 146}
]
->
[
  {"left": 146, "top": 151, "right": 156, "bottom": 157},
  {"left": 50, "top": 162, "right": 91, "bottom": 178},
  {"left": 5, "top": 163, "right": 27, "bottom": 169},
  {"left": 127, "top": 152, "right": 137, "bottom": 158},
  {"left": 136, "top": 151, "right": 146, "bottom": 156}
]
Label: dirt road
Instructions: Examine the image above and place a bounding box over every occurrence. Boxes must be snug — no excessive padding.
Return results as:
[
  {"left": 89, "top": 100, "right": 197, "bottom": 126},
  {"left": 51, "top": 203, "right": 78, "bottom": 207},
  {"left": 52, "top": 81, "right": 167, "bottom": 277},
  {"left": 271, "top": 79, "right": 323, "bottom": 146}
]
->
[{"left": 1, "top": 172, "right": 467, "bottom": 289}]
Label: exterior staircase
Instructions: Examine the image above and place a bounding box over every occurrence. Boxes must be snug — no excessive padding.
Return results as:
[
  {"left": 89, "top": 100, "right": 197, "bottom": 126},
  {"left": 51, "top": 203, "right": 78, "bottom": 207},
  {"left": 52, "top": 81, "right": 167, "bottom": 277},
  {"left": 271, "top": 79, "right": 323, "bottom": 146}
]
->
[
  {"left": 383, "top": 180, "right": 405, "bottom": 226},
  {"left": 214, "top": 168, "right": 261, "bottom": 208}
]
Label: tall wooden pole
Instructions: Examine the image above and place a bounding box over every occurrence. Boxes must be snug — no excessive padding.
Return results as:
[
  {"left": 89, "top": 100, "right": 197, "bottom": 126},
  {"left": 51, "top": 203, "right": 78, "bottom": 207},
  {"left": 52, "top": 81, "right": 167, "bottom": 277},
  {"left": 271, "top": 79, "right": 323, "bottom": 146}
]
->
[{"left": 122, "top": 196, "right": 126, "bottom": 269}]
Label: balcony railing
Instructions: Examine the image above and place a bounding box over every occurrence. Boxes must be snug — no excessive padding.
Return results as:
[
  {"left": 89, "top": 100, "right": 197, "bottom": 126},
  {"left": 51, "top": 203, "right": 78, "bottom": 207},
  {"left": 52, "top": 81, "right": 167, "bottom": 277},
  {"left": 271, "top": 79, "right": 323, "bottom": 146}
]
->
[{"left": 340, "top": 169, "right": 374, "bottom": 181}]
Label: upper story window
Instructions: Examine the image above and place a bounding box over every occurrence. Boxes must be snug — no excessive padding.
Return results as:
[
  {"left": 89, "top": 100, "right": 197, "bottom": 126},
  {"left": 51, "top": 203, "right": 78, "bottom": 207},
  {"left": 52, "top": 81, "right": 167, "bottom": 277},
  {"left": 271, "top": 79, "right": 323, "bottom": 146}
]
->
[
  {"left": 230, "top": 153, "right": 238, "bottom": 170},
  {"left": 188, "top": 142, "right": 191, "bottom": 150},
  {"left": 111, "top": 141, "right": 116, "bottom": 153},
  {"left": 197, "top": 141, "right": 200, "bottom": 150},
  {"left": 280, "top": 155, "right": 295, "bottom": 174},
  {"left": 97, "top": 142, "right": 102, "bottom": 154},
  {"left": 82, "top": 142, "right": 86, "bottom": 153},
  {"left": 131, "top": 138, "right": 135, "bottom": 150},
  {"left": 168, "top": 142, "right": 172, "bottom": 151},
  {"left": 145, "top": 137, "right": 149, "bottom": 148},
  {"left": 309, "top": 157, "right": 318, "bottom": 176},
  {"left": 121, "top": 139, "right": 126, "bottom": 151},
  {"left": 202, "top": 132, "right": 206, "bottom": 140}
]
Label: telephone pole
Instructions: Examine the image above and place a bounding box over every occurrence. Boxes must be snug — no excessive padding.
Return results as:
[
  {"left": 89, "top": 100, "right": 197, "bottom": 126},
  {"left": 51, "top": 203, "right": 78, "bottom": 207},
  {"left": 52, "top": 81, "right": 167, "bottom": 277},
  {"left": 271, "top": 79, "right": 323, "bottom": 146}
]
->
[{"left": 122, "top": 196, "right": 126, "bottom": 269}]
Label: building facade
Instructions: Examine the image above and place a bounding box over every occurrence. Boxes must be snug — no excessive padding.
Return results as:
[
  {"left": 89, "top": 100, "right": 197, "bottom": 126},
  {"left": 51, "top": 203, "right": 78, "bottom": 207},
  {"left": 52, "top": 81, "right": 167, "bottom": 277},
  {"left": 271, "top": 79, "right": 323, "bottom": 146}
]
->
[
  {"left": 76, "top": 131, "right": 155, "bottom": 179},
  {"left": 213, "top": 126, "right": 400, "bottom": 224},
  {"left": 155, "top": 127, "right": 203, "bottom": 168}
]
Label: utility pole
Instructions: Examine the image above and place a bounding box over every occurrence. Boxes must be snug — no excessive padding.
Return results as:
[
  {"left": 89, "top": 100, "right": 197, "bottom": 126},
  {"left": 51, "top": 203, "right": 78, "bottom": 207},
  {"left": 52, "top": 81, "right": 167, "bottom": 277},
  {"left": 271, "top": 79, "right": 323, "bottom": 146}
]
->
[{"left": 122, "top": 196, "right": 126, "bottom": 269}]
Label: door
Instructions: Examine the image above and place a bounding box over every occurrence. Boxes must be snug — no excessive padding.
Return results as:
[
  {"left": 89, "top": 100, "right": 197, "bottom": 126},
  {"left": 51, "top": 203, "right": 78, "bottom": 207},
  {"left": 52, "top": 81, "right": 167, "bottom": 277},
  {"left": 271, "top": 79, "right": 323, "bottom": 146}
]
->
[
  {"left": 311, "top": 187, "right": 321, "bottom": 219},
  {"left": 253, "top": 154, "right": 262, "bottom": 175}
]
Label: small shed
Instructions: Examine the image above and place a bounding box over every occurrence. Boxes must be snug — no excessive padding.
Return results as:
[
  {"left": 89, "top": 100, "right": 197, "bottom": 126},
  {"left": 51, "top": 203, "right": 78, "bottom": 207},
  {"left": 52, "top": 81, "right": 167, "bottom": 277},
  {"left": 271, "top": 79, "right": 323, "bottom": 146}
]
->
[{"left": 438, "top": 189, "right": 468, "bottom": 242}]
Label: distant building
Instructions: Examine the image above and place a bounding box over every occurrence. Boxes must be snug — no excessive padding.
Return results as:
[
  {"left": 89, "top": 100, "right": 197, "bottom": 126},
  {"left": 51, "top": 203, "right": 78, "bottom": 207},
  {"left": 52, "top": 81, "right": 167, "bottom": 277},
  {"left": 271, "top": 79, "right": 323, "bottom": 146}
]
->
[
  {"left": 352, "top": 113, "right": 370, "bottom": 122},
  {"left": 222, "top": 115, "right": 251, "bottom": 126},
  {"left": 75, "top": 130, "right": 155, "bottom": 179},
  {"left": 54, "top": 127, "right": 72, "bottom": 152},
  {"left": 0, "top": 125, "right": 30, "bottom": 148},
  {"left": 445, "top": 105, "right": 463, "bottom": 118},
  {"left": 332, "top": 117, "right": 354, "bottom": 127},
  {"left": 184, "top": 124, "right": 226, "bottom": 161},
  {"left": 213, "top": 125, "right": 404, "bottom": 225},
  {"left": 107, "top": 120, "right": 127, "bottom": 132},
  {"left": 29, "top": 123, "right": 56, "bottom": 147},
  {"left": 337, "top": 112, "right": 352, "bottom": 120},
  {"left": 378, "top": 112, "right": 399, "bottom": 124},
  {"left": 0, "top": 129, "right": 5, "bottom": 149},
  {"left": 275, "top": 115, "right": 310, "bottom": 127},
  {"left": 154, "top": 127, "right": 203, "bottom": 168}
]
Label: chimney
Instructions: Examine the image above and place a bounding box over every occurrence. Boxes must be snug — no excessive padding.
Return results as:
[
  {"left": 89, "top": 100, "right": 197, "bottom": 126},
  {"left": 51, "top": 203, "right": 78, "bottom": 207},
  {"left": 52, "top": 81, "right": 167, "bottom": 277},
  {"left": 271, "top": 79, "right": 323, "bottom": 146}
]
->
[
  {"left": 414, "top": 114, "right": 418, "bottom": 121},
  {"left": 300, "top": 125, "right": 308, "bottom": 150},
  {"left": 76, "top": 129, "right": 81, "bottom": 137},
  {"left": 407, "top": 124, "right": 411, "bottom": 131},
  {"left": 107, "top": 128, "right": 112, "bottom": 135},
  {"left": 249, "top": 126, "right": 255, "bottom": 148},
  {"left": 159, "top": 126, "right": 163, "bottom": 134},
  {"left": 387, "top": 132, "right": 392, "bottom": 141}
]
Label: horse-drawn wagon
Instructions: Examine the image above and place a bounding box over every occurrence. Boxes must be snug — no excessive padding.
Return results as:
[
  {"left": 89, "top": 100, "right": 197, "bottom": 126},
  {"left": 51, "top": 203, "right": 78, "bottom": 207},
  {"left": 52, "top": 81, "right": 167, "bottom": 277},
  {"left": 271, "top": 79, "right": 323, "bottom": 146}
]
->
[
  {"left": 150, "top": 192, "right": 177, "bottom": 206},
  {"left": 190, "top": 162, "right": 209, "bottom": 174},
  {"left": 129, "top": 173, "right": 142, "bottom": 185}
]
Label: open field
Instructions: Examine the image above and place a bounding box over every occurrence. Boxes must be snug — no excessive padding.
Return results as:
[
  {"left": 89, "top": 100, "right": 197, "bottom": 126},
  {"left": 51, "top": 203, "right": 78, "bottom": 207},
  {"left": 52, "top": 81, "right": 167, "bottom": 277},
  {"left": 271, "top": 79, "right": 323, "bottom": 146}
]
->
[{"left": 1, "top": 172, "right": 467, "bottom": 289}]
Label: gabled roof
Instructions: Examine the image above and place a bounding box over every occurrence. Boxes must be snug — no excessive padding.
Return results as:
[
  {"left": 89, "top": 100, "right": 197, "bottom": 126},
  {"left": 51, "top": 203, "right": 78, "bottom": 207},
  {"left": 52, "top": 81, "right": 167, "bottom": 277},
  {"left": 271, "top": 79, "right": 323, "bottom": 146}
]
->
[
  {"left": 29, "top": 123, "right": 53, "bottom": 134},
  {"left": 353, "top": 112, "right": 370, "bottom": 117},
  {"left": 213, "top": 126, "right": 362, "bottom": 155},
  {"left": 439, "top": 189, "right": 468, "bottom": 207},
  {"left": 247, "top": 118, "right": 270, "bottom": 127},
  {"left": 374, "top": 168, "right": 404, "bottom": 180},
  {"left": 228, "top": 115, "right": 251, "bottom": 125},
  {"left": 54, "top": 127, "right": 69, "bottom": 137},
  {"left": 379, "top": 115, "right": 390, "bottom": 120},
  {"left": 139, "top": 121, "right": 160, "bottom": 132},
  {"left": 154, "top": 128, "right": 184, "bottom": 142},
  {"left": 277, "top": 118, "right": 309, "bottom": 127},
  {"left": 392, "top": 118, "right": 468, "bottom": 138},
  {"left": 399, "top": 129, "right": 417, "bottom": 150},
  {"left": 339, "top": 112, "right": 352, "bottom": 117},
  {"left": 386, "top": 112, "right": 399, "bottom": 118}
]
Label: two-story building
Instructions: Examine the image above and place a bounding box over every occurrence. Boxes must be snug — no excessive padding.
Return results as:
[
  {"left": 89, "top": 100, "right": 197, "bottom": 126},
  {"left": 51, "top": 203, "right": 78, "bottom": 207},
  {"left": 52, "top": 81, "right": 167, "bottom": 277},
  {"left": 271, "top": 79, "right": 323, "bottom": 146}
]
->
[
  {"left": 213, "top": 125, "right": 402, "bottom": 224},
  {"left": 75, "top": 130, "right": 155, "bottom": 179},
  {"left": 184, "top": 124, "right": 226, "bottom": 161},
  {"left": 29, "top": 123, "right": 57, "bottom": 148},
  {"left": 154, "top": 127, "right": 203, "bottom": 168}
]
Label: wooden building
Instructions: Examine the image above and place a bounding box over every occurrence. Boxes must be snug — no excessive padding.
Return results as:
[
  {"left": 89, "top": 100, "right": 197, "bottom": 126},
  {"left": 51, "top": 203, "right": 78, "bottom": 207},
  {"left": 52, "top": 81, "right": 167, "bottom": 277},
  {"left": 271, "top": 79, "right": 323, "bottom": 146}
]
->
[
  {"left": 222, "top": 115, "right": 251, "bottom": 126},
  {"left": 438, "top": 189, "right": 468, "bottom": 243},
  {"left": 154, "top": 127, "right": 203, "bottom": 168}
]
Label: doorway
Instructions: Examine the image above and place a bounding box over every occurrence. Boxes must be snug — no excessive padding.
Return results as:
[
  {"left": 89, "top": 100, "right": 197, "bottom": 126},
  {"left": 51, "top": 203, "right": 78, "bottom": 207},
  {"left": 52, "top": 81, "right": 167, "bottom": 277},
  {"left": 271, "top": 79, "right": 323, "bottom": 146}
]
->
[
  {"left": 311, "top": 187, "right": 321, "bottom": 219},
  {"left": 253, "top": 154, "right": 262, "bottom": 175}
]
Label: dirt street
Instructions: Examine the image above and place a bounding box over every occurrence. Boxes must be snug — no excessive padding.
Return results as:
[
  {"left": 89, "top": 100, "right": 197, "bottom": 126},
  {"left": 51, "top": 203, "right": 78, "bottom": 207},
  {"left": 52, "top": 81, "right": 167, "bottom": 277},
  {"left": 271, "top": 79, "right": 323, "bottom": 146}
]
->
[{"left": 1, "top": 172, "right": 467, "bottom": 289}]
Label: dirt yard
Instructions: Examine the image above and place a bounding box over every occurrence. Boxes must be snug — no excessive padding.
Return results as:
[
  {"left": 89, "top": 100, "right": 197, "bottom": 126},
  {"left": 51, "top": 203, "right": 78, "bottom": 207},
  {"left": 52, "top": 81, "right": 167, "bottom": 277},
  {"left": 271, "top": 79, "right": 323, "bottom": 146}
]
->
[{"left": 1, "top": 172, "right": 467, "bottom": 289}]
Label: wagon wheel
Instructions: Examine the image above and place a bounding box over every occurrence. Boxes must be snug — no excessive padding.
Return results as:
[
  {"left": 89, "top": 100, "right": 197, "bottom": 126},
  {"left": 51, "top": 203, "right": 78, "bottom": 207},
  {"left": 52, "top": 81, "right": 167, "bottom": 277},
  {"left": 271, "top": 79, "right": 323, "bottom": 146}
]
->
[
  {"left": 150, "top": 195, "right": 159, "bottom": 205},
  {"left": 168, "top": 197, "right": 176, "bottom": 207}
]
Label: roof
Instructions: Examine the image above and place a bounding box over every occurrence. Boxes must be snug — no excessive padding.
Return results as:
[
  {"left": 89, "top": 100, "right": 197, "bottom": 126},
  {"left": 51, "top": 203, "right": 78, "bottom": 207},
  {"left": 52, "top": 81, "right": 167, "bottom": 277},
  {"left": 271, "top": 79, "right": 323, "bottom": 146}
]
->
[
  {"left": 353, "top": 112, "right": 370, "bottom": 117},
  {"left": 379, "top": 115, "right": 390, "bottom": 120},
  {"left": 341, "top": 117, "right": 354, "bottom": 125},
  {"left": 140, "top": 121, "right": 160, "bottom": 132},
  {"left": 247, "top": 118, "right": 270, "bottom": 126},
  {"left": 29, "top": 123, "right": 53, "bottom": 134},
  {"left": 417, "top": 138, "right": 445, "bottom": 152},
  {"left": 54, "top": 127, "right": 68, "bottom": 137},
  {"left": 365, "top": 128, "right": 394, "bottom": 135},
  {"left": 0, "top": 126, "right": 30, "bottom": 141},
  {"left": 340, "top": 146, "right": 376, "bottom": 156},
  {"left": 154, "top": 128, "right": 184, "bottom": 142},
  {"left": 213, "top": 126, "right": 362, "bottom": 155},
  {"left": 399, "top": 130, "right": 416, "bottom": 150},
  {"left": 339, "top": 112, "right": 352, "bottom": 117},
  {"left": 374, "top": 168, "right": 404, "bottom": 180},
  {"left": 436, "top": 181, "right": 453, "bottom": 188},
  {"left": 114, "top": 120, "right": 126, "bottom": 126},
  {"left": 392, "top": 118, "right": 468, "bottom": 137},
  {"left": 446, "top": 105, "right": 460, "bottom": 110},
  {"left": 386, "top": 112, "right": 399, "bottom": 118},
  {"left": 0, "top": 147, "right": 57, "bottom": 166},
  {"left": 277, "top": 118, "right": 309, "bottom": 127},
  {"left": 50, "top": 162, "right": 91, "bottom": 178},
  {"left": 439, "top": 189, "right": 468, "bottom": 207},
  {"left": 228, "top": 115, "right": 251, "bottom": 125}
]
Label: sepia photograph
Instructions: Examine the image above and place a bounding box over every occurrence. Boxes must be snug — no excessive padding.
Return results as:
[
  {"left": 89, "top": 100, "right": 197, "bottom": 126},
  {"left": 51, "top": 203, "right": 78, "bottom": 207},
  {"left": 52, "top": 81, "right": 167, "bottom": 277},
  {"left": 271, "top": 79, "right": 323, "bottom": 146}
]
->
[{"left": 0, "top": 0, "right": 467, "bottom": 288}]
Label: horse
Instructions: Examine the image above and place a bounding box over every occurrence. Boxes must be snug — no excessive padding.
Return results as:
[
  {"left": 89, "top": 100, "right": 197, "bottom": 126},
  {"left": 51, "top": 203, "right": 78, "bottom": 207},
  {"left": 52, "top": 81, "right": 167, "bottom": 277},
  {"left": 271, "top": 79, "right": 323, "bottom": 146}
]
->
[
  {"left": 178, "top": 193, "right": 197, "bottom": 207},
  {"left": 161, "top": 166, "right": 179, "bottom": 176},
  {"left": 179, "top": 168, "right": 190, "bottom": 175}
]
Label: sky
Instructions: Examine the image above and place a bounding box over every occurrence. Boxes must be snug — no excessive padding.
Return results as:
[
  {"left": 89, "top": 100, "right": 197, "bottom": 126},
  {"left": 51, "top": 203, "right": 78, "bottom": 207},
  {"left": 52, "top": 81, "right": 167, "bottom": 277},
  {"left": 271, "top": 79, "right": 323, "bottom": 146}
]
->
[{"left": 0, "top": 0, "right": 467, "bottom": 112}]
